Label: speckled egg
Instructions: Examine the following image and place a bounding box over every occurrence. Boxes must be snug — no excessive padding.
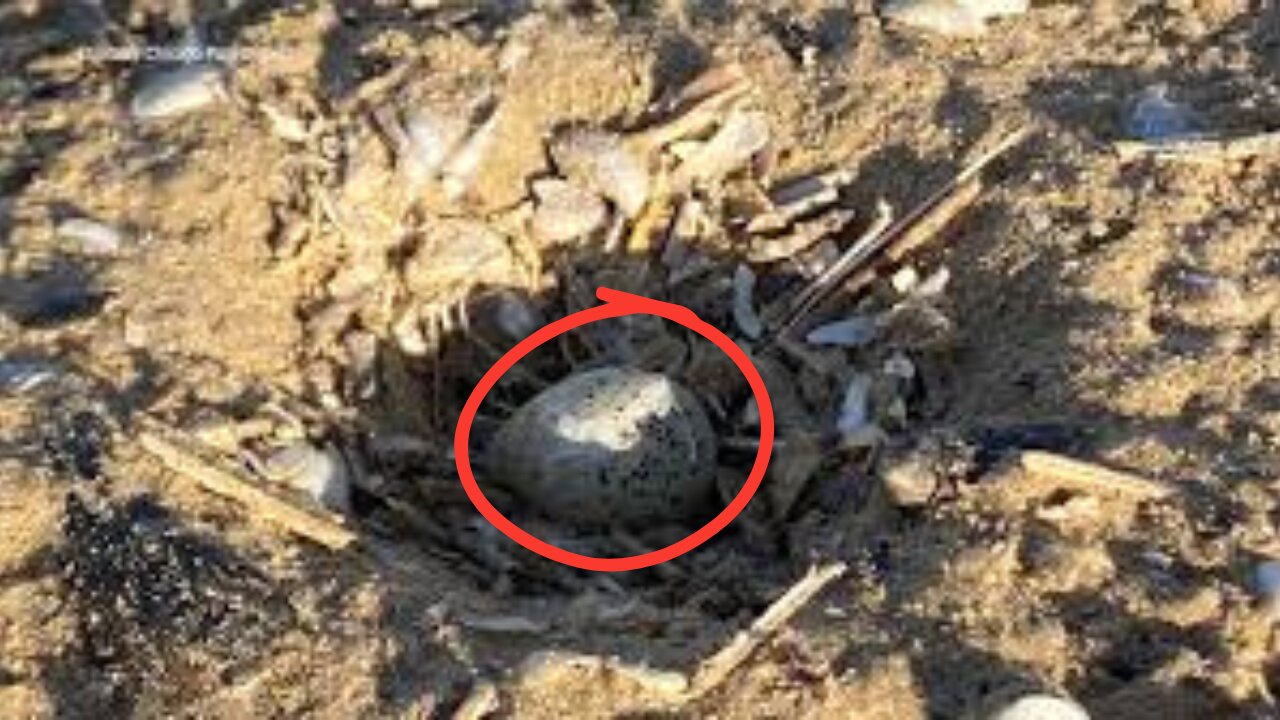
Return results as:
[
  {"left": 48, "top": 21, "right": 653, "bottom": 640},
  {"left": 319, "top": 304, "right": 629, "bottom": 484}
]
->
[{"left": 488, "top": 367, "right": 717, "bottom": 526}]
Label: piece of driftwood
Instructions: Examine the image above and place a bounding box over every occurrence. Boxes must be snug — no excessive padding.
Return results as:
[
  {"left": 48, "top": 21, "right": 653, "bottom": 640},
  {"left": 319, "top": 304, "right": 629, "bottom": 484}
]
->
[
  {"left": 1017, "top": 450, "right": 1174, "bottom": 500},
  {"left": 686, "top": 560, "right": 848, "bottom": 697},
  {"left": 773, "top": 126, "right": 1029, "bottom": 334},
  {"left": 1115, "top": 130, "right": 1280, "bottom": 164},
  {"left": 138, "top": 428, "right": 359, "bottom": 550}
]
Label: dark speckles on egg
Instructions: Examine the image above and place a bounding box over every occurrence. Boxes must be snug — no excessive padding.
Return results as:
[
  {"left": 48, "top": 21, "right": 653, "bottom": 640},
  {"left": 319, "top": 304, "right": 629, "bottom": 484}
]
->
[{"left": 488, "top": 366, "right": 718, "bottom": 526}]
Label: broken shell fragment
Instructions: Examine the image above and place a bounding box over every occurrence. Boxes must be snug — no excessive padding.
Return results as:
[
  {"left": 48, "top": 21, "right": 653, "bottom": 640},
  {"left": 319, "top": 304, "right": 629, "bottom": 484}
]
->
[
  {"left": 991, "top": 694, "right": 1090, "bottom": 720},
  {"left": 672, "top": 110, "right": 771, "bottom": 188},
  {"left": 804, "top": 316, "right": 877, "bottom": 348},
  {"left": 129, "top": 64, "right": 227, "bottom": 120},
  {"left": 489, "top": 367, "right": 717, "bottom": 526},
  {"left": 257, "top": 441, "right": 352, "bottom": 514},
  {"left": 529, "top": 178, "right": 608, "bottom": 244},
  {"left": 402, "top": 106, "right": 471, "bottom": 183},
  {"left": 550, "top": 128, "right": 650, "bottom": 218},
  {"left": 882, "top": 0, "right": 1027, "bottom": 36},
  {"left": 442, "top": 105, "right": 502, "bottom": 201},
  {"left": 57, "top": 217, "right": 124, "bottom": 256},
  {"left": 732, "top": 264, "right": 764, "bottom": 339}
]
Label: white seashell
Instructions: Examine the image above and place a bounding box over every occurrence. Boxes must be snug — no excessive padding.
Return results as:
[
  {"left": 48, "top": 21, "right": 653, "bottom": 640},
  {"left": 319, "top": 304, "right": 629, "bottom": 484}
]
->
[
  {"left": 915, "top": 266, "right": 951, "bottom": 297},
  {"left": 882, "top": 0, "right": 987, "bottom": 36},
  {"left": 56, "top": 217, "right": 123, "bottom": 256},
  {"left": 490, "top": 367, "right": 717, "bottom": 526},
  {"left": 259, "top": 441, "right": 352, "bottom": 513},
  {"left": 957, "top": 0, "right": 1029, "bottom": 19},
  {"left": 129, "top": 64, "right": 227, "bottom": 120},
  {"left": 674, "top": 110, "right": 771, "bottom": 187},
  {"left": 732, "top": 264, "right": 764, "bottom": 339},
  {"left": 837, "top": 373, "right": 873, "bottom": 437},
  {"left": 550, "top": 128, "right": 650, "bottom": 218},
  {"left": 891, "top": 266, "right": 921, "bottom": 295},
  {"left": 529, "top": 178, "right": 608, "bottom": 244},
  {"left": 805, "top": 316, "right": 877, "bottom": 347},
  {"left": 991, "top": 694, "right": 1091, "bottom": 720}
]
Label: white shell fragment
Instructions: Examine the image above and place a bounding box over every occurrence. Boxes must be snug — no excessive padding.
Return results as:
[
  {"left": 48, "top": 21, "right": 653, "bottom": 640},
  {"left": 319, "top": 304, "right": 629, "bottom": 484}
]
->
[
  {"left": 402, "top": 106, "right": 471, "bottom": 183},
  {"left": 529, "top": 178, "right": 608, "bottom": 244},
  {"left": 0, "top": 358, "right": 60, "bottom": 394},
  {"left": 732, "top": 264, "right": 764, "bottom": 339},
  {"left": 805, "top": 316, "right": 877, "bottom": 347},
  {"left": 129, "top": 64, "right": 227, "bottom": 120},
  {"left": 550, "top": 128, "right": 650, "bottom": 218},
  {"left": 837, "top": 373, "right": 873, "bottom": 437},
  {"left": 882, "top": 0, "right": 1027, "bottom": 36},
  {"left": 258, "top": 441, "right": 352, "bottom": 514},
  {"left": 57, "top": 217, "right": 123, "bottom": 256},
  {"left": 673, "top": 110, "right": 771, "bottom": 188},
  {"left": 991, "top": 694, "right": 1091, "bottom": 720},
  {"left": 489, "top": 367, "right": 717, "bottom": 526},
  {"left": 442, "top": 105, "right": 501, "bottom": 201}
]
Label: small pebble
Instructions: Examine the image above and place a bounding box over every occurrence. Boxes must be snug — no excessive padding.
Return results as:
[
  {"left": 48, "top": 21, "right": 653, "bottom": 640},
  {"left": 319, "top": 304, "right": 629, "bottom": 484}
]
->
[
  {"left": 991, "top": 694, "right": 1090, "bottom": 720},
  {"left": 56, "top": 217, "right": 124, "bottom": 256},
  {"left": 129, "top": 64, "right": 227, "bottom": 120},
  {"left": 732, "top": 264, "right": 764, "bottom": 339},
  {"left": 837, "top": 373, "right": 873, "bottom": 437},
  {"left": 0, "top": 358, "right": 60, "bottom": 393}
]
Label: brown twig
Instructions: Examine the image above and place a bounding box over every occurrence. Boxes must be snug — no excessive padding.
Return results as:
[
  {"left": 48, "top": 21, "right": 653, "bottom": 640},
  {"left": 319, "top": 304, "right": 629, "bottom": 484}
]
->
[
  {"left": 138, "top": 426, "right": 359, "bottom": 550},
  {"left": 686, "top": 560, "right": 847, "bottom": 698},
  {"left": 771, "top": 126, "right": 1030, "bottom": 335},
  {"left": 1115, "top": 130, "right": 1280, "bottom": 164},
  {"left": 1017, "top": 451, "right": 1174, "bottom": 500}
]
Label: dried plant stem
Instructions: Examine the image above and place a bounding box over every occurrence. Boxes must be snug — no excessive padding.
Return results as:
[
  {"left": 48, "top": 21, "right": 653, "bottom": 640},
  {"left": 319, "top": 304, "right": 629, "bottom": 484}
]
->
[
  {"left": 138, "top": 427, "right": 359, "bottom": 550},
  {"left": 1017, "top": 451, "right": 1174, "bottom": 500},
  {"left": 1115, "top": 130, "right": 1280, "bottom": 164},
  {"left": 687, "top": 560, "right": 847, "bottom": 698}
]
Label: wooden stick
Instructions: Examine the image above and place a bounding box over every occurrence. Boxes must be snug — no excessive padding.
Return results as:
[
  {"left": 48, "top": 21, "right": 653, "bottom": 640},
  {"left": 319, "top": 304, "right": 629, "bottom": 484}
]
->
[
  {"left": 773, "top": 126, "right": 1029, "bottom": 334},
  {"left": 687, "top": 560, "right": 847, "bottom": 697},
  {"left": 1115, "top": 130, "right": 1280, "bottom": 164},
  {"left": 1017, "top": 451, "right": 1174, "bottom": 500},
  {"left": 138, "top": 428, "right": 359, "bottom": 550}
]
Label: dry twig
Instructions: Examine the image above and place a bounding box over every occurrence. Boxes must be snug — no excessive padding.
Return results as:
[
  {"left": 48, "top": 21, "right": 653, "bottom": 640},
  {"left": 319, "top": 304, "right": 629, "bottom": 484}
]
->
[
  {"left": 138, "top": 426, "right": 359, "bottom": 550},
  {"left": 686, "top": 560, "right": 848, "bottom": 698},
  {"left": 1017, "top": 451, "right": 1174, "bottom": 500}
]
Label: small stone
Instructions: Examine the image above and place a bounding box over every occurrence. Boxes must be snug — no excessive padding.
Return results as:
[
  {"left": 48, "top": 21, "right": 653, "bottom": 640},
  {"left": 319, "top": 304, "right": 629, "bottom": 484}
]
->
[
  {"left": 1126, "top": 85, "right": 1199, "bottom": 142},
  {"left": 550, "top": 128, "right": 650, "bottom": 218},
  {"left": 0, "top": 358, "right": 60, "bottom": 393},
  {"left": 732, "top": 264, "right": 764, "bottom": 339},
  {"left": 1254, "top": 560, "right": 1280, "bottom": 619}
]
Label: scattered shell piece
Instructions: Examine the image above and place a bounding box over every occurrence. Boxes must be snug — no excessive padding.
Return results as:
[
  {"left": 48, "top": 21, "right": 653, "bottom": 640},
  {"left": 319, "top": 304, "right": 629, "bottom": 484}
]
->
[
  {"left": 56, "top": 217, "right": 123, "bottom": 256},
  {"left": 804, "top": 316, "right": 877, "bottom": 347},
  {"left": 1126, "top": 85, "right": 1199, "bottom": 142},
  {"left": 490, "top": 367, "right": 718, "bottom": 526},
  {"left": 878, "top": 445, "right": 938, "bottom": 507},
  {"left": 550, "top": 128, "right": 650, "bottom": 218},
  {"left": 732, "top": 264, "right": 764, "bottom": 339},
  {"left": 991, "top": 694, "right": 1090, "bottom": 720},
  {"left": 837, "top": 373, "right": 874, "bottom": 437},
  {"left": 458, "top": 613, "right": 549, "bottom": 634},
  {"left": 1254, "top": 560, "right": 1280, "bottom": 619},
  {"left": 257, "top": 441, "right": 352, "bottom": 513},
  {"left": 402, "top": 106, "right": 470, "bottom": 182},
  {"left": 259, "top": 103, "right": 310, "bottom": 143},
  {"left": 914, "top": 266, "right": 951, "bottom": 297},
  {"left": 0, "top": 358, "right": 60, "bottom": 393},
  {"left": 882, "top": 0, "right": 987, "bottom": 36},
  {"left": 529, "top": 178, "right": 608, "bottom": 244},
  {"left": 129, "top": 64, "right": 227, "bottom": 120},
  {"left": 442, "top": 104, "right": 501, "bottom": 201},
  {"left": 748, "top": 168, "right": 855, "bottom": 234},
  {"left": 748, "top": 209, "right": 856, "bottom": 263},
  {"left": 672, "top": 110, "right": 771, "bottom": 188}
]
